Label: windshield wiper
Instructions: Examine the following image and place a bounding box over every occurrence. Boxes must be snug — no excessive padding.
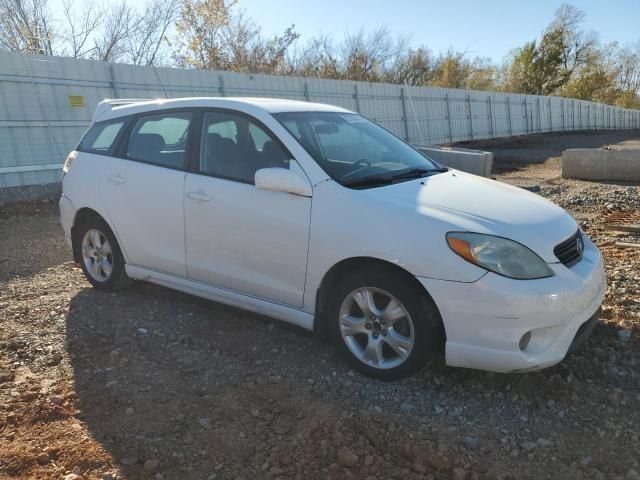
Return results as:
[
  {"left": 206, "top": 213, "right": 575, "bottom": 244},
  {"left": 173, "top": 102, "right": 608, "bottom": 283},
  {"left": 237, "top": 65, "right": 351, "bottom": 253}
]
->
[
  {"left": 342, "top": 175, "right": 395, "bottom": 188},
  {"left": 342, "top": 166, "right": 448, "bottom": 188},
  {"left": 388, "top": 166, "right": 448, "bottom": 180}
]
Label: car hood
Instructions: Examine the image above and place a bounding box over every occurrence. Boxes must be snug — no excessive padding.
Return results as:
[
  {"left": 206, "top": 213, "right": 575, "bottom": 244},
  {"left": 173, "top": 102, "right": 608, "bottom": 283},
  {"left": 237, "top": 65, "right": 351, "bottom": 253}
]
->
[{"left": 369, "top": 170, "right": 578, "bottom": 263}]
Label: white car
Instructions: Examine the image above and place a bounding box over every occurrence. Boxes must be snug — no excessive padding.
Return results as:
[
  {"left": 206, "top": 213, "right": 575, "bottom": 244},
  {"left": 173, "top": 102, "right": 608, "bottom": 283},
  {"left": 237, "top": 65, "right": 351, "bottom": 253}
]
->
[{"left": 59, "top": 97, "right": 606, "bottom": 380}]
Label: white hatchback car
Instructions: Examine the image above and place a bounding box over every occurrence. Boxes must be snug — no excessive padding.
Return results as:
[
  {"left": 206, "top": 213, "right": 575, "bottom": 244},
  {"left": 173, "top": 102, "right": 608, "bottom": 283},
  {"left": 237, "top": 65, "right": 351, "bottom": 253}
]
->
[{"left": 59, "top": 97, "right": 606, "bottom": 380}]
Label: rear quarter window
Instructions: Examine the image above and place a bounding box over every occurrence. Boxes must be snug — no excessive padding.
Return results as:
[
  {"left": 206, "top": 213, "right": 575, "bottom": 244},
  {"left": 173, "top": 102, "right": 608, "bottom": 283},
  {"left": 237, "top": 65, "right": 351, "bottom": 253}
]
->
[{"left": 78, "top": 120, "right": 126, "bottom": 154}]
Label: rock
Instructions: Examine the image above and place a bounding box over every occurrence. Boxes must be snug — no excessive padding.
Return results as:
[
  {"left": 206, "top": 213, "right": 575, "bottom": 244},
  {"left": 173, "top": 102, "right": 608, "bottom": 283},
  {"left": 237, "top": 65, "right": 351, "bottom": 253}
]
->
[
  {"left": 364, "top": 455, "right": 374, "bottom": 466},
  {"left": 400, "top": 401, "right": 415, "bottom": 412},
  {"left": 36, "top": 452, "right": 50, "bottom": 465},
  {"left": 521, "top": 441, "right": 537, "bottom": 451},
  {"left": 627, "top": 470, "right": 640, "bottom": 480},
  {"left": 423, "top": 451, "right": 450, "bottom": 470},
  {"left": 463, "top": 436, "right": 478, "bottom": 450},
  {"left": 144, "top": 459, "right": 160, "bottom": 471},
  {"left": 618, "top": 330, "right": 631, "bottom": 342},
  {"left": 63, "top": 475, "right": 81, "bottom": 480},
  {"left": 126, "top": 407, "right": 135, "bottom": 415},
  {"left": 536, "top": 438, "right": 553, "bottom": 448},
  {"left": 136, "top": 328, "right": 149, "bottom": 336},
  {"left": 337, "top": 447, "right": 358, "bottom": 467},
  {"left": 198, "top": 417, "right": 211, "bottom": 429},
  {"left": 120, "top": 457, "right": 137, "bottom": 466},
  {"left": 453, "top": 467, "right": 468, "bottom": 480},
  {"left": 413, "top": 461, "right": 427, "bottom": 474},
  {"left": 49, "top": 395, "right": 63, "bottom": 405}
]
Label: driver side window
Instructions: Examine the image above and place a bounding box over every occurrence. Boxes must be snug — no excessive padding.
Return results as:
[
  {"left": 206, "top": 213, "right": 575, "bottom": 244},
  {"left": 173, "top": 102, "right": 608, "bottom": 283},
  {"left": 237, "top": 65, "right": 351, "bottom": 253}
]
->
[{"left": 200, "top": 112, "right": 291, "bottom": 183}]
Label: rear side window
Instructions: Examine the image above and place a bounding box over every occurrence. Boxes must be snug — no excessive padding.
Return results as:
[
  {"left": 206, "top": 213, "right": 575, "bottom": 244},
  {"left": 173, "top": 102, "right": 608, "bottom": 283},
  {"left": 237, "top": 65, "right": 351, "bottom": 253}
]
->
[
  {"left": 78, "top": 120, "right": 125, "bottom": 154},
  {"left": 126, "top": 112, "right": 192, "bottom": 169}
]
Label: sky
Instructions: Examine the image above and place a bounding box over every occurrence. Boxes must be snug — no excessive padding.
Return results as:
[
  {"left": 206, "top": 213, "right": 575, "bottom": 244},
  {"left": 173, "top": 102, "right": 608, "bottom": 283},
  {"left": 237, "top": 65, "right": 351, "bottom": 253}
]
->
[
  {"left": 233, "top": 0, "right": 640, "bottom": 62},
  {"left": 45, "top": 0, "right": 640, "bottom": 63}
]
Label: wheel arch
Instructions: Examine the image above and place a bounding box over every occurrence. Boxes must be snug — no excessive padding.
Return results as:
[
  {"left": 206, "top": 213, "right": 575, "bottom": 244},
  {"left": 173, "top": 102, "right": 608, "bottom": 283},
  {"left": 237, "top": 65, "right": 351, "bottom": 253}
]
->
[
  {"left": 70, "top": 207, "right": 119, "bottom": 263},
  {"left": 314, "top": 256, "right": 446, "bottom": 344}
]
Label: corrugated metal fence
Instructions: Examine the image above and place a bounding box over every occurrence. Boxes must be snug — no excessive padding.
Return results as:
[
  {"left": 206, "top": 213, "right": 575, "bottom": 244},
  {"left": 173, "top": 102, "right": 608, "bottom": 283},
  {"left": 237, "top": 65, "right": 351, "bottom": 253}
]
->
[{"left": 1, "top": 51, "right": 639, "bottom": 188}]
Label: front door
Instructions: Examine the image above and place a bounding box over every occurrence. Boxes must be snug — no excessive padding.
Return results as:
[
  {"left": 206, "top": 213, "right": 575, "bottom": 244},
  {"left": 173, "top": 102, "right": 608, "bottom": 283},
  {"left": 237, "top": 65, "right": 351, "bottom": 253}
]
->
[{"left": 184, "top": 110, "right": 311, "bottom": 307}]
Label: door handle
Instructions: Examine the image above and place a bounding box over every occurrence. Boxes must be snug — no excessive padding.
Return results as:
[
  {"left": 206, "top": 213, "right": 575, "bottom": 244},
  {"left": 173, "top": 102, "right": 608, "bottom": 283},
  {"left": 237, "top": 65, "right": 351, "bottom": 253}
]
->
[
  {"left": 107, "top": 174, "right": 126, "bottom": 185},
  {"left": 187, "top": 190, "right": 211, "bottom": 202}
]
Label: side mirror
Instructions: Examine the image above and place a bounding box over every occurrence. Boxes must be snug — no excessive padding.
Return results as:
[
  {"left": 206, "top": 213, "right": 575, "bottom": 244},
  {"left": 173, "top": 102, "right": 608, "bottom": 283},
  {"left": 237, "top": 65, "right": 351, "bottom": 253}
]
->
[{"left": 255, "top": 167, "right": 312, "bottom": 197}]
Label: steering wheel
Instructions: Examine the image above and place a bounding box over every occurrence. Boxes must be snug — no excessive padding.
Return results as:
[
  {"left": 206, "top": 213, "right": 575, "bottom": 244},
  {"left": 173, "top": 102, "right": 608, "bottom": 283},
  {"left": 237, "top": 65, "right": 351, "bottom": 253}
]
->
[
  {"left": 341, "top": 159, "right": 373, "bottom": 180},
  {"left": 354, "top": 158, "right": 371, "bottom": 168}
]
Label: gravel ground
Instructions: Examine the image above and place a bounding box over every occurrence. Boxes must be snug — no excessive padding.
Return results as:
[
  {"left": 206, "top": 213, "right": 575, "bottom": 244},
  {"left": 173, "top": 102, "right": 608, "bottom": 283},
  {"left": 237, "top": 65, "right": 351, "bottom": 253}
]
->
[{"left": 1, "top": 138, "right": 640, "bottom": 479}]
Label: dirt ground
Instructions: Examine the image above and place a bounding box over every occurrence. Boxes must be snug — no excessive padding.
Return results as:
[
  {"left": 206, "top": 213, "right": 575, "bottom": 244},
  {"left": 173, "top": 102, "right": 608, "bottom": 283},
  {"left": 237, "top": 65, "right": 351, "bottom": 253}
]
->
[
  {"left": 457, "top": 129, "right": 640, "bottom": 187},
  {"left": 1, "top": 132, "right": 640, "bottom": 480}
]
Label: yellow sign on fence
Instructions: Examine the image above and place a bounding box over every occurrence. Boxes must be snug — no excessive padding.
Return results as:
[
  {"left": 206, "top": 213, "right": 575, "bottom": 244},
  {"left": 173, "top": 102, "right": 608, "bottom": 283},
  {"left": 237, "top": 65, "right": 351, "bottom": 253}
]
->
[{"left": 68, "top": 95, "right": 86, "bottom": 108}]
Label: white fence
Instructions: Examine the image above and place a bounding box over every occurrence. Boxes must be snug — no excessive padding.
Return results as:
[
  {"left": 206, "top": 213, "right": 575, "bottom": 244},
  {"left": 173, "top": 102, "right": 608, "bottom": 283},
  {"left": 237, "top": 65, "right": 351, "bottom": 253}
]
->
[{"left": 1, "top": 52, "right": 639, "bottom": 188}]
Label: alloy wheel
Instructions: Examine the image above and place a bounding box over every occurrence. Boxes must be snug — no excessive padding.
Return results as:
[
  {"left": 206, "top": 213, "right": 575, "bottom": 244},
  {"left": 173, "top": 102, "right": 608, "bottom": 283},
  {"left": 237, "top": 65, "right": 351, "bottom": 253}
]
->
[
  {"left": 81, "top": 228, "right": 113, "bottom": 282},
  {"left": 338, "top": 287, "right": 415, "bottom": 369}
]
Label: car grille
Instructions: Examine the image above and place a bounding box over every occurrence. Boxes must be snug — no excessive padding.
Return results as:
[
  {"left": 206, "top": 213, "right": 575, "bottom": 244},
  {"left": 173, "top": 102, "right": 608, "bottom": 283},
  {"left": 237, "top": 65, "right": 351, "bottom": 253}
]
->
[{"left": 554, "top": 230, "right": 583, "bottom": 266}]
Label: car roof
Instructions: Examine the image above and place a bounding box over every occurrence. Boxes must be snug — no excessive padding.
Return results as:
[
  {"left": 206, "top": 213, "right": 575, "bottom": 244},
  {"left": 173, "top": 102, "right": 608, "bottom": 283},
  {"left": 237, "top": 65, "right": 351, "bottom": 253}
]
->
[{"left": 93, "top": 97, "right": 354, "bottom": 122}]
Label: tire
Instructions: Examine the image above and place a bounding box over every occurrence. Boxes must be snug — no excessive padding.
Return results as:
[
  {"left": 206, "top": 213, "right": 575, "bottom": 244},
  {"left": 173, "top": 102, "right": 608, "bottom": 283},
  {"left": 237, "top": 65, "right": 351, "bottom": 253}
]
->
[
  {"left": 327, "top": 266, "right": 443, "bottom": 381},
  {"left": 75, "top": 216, "right": 132, "bottom": 290}
]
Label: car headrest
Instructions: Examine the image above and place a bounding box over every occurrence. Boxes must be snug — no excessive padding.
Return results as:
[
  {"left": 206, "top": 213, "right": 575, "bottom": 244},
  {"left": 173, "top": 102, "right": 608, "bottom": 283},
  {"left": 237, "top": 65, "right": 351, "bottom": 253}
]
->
[{"left": 128, "top": 133, "right": 165, "bottom": 159}]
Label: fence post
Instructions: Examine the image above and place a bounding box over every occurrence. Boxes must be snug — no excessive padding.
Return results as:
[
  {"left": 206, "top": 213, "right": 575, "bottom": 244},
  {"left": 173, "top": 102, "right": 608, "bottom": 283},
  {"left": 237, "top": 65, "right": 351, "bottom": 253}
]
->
[
  {"left": 548, "top": 97, "right": 553, "bottom": 131},
  {"left": 108, "top": 63, "right": 119, "bottom": 97},
  {"left": 445, "top": 94, "right": 453, "bottom": 143},
  {"left": 218, "top": 75, "right": 225, "bottom": 96},
  {"left": 353, "top": 84, "right": 360, "bottom": 113},
  {"left": 506, "top": 97, "right": 513, "bottom": 136},
  {"left": 400, "top": 87, "right": 410, "bottom": 142},
  {"left": 488, "top": 95, "right": 494, "bottom": 138},
  {"left": 561, "top": 99, "right": 565, "bottom": 131},
  {"left": 537, "top": 97, "right": 541, "bottom": 132},
  {"left": 303, "top": 82, "right": 310, "bottom": 101},
  {"left": 579, "top": 102, "right": 582, "bottom": 129},
  {"left": 523, "top": 98, "right": 529, "bottom": 134},
  {"left": 467, "top": 93, "right": 474, "bottom": 140}
]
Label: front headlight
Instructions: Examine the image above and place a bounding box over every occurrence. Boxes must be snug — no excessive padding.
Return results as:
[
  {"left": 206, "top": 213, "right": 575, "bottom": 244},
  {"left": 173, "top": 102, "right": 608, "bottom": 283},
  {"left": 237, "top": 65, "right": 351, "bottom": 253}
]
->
[{"left": 446, "top": 232, "right": 554, "bottom": 280}]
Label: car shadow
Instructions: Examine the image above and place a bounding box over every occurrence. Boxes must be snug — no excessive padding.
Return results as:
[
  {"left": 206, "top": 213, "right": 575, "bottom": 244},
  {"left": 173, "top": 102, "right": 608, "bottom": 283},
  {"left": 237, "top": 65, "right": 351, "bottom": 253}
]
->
[{"left": 64, "top": 280, "right": 629, "bottom": 479}]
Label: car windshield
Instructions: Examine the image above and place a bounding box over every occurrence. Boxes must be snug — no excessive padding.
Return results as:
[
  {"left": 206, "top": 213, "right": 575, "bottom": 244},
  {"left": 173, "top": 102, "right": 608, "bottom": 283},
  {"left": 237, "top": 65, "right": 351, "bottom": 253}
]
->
[{"left": 273, "top": 111, "right": 446, "bottom": 188}]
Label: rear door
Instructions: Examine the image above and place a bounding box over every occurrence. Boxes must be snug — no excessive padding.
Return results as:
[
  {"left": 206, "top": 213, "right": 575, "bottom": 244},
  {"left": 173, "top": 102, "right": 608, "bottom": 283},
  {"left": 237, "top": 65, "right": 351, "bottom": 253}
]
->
[{"left": 100, "top": 110, "right": 193, "bottom": 276}]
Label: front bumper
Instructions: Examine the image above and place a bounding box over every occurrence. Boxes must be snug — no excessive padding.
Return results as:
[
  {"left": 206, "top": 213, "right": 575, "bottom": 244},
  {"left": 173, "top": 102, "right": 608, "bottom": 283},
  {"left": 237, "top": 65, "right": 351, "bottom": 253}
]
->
[{"left": 418, "top": 235, "right": 606, "bottom": 373}]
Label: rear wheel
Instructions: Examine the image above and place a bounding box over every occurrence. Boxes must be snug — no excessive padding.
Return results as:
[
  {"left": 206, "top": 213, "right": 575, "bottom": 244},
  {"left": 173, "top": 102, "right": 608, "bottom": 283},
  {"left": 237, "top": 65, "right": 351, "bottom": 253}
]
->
[
  {"left": 327, "top": 267, "right": 443, "bottom": 380},
  {"left": 76, "top": 217, "right": 132, "bottom": 290}
]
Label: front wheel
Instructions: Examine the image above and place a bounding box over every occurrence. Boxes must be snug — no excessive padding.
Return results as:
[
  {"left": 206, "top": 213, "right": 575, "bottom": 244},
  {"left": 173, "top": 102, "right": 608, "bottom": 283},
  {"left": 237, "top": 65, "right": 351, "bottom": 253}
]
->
[{"left": 327, "top": 267, "right": 443, "bottom": 380}]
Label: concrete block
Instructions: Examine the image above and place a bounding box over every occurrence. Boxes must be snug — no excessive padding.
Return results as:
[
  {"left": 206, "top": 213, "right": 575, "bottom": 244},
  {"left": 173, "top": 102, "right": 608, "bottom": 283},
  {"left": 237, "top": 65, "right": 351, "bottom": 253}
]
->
[
  {"left": 562, "top": 149, "right": 640, "bottom": 181},
  {"left": 417, "top": 146, "right": 493, "bottom": 177}
]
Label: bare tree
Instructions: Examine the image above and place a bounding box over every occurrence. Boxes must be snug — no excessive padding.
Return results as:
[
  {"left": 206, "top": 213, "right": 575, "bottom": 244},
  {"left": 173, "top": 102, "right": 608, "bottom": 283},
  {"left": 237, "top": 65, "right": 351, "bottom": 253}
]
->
[
  {"left": 0, "top": 0, "right": 54, "bottom": 54},
  {"left": 384, "top": 47, "right": 433, "bottom": 85},
  {"left": 288, "top": 35, "right": 340, "bottom": 79},
  {"left": 93, "top": 2, "right": 141, "bottom": 62},
  {"left": 616, "top": 41, "right": 640, "bottom": 95},
  {"left": 340, "top": 27, "right": 408, "bottom": 81},
  {"left": 548, "top": 4, "right": 598, "bottom": 76},
  {"left": 127, "top": 0, "right": 181, "bottom": 66},
  {"left": 60, "top": 0, "right": 104, "bottom": 58}
]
